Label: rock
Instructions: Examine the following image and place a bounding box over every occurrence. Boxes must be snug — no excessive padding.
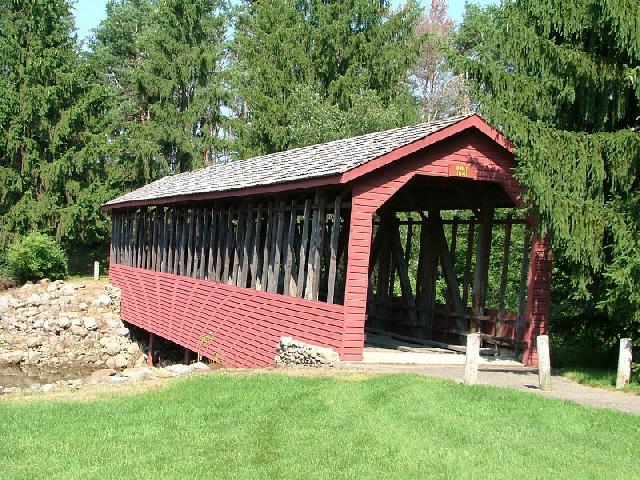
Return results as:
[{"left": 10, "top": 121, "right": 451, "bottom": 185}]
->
[
  {"left": 46, "top": 284, "right": 59, "bottom": 293},
  {"left": 42, "top": 384, "right": 55, "bottom": 393},
  {"left": 70, "top": 325, "right": 89, "bottom": 338},
  {"left": 90, "top": 368, "right": 117, "bottom": 380},
  {"left": 32, "top": 319, "right": 44, "bottom": 329},
  {"left": 151, "top": 368, "right": 176, "bottom": 378},
  {"left": 0, "top": 296, "right": 10, "bottom": 313},
  {"left": 97, "top": 294, "right": 112, "bottom": 306},
  {"left": 107, "top": 375, "right": 129, "bottom": 384},
  {"left": 60, "top": 285, "right": 76, "bottom": 296},
  {"left": 22, "top": 307, "right": 39, "bottom": 318},
  {"left": 112, "top": 353, "right": 129, "bottom": 369},
  {"left": 57, "top": 317, "right": 71, "bottom": 329},
  {"left": 78, "top": 302, "right": 88, "bottom": 311},
  {"left": 164, "top": 364, "right": 194, "bottom": 375},
  {"left": 39, "top": 278, "right": 51, "bottom": 285},
  {"left": 190, "top": 362, "right": 210, "bottom": 371},
  {"left": 0, "top": 352, "right": 24, "bottom": 366},
  {"left": 116, "top": 327, "right": 130, "bottom": 337},
  {"left": 69, "top": 378, "right": 83, "bottom": 388},
  {"left": 26, "top": 336, "right": 42, "bottom": 348},
  {"left": 27, "top": 294, "right": 42, "bottom": 306},
  {"left": 121, "top": 367, "right": 152, "bottom": 381},
  {"left": 134, "top": 354, "right": 147, "bottom": 367},
  {"left": 83, "top": 316, "right": 97, "bottom": 331},
  {"left": 21, "top": 281, "right": 34, "bottom": 289}
]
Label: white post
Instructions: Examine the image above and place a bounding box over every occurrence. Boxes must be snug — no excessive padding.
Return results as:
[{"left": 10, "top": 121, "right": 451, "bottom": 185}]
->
[
  {"left": 616, "top": 338, "right": 632, "bottom": 389},
  {"left": 537, "top": 335, "right": 551, "bottom": 391},
  {"left": 93, "top": 261, "right": 100, "bottom": 280},
  {"left": 464, "top": 333, "right": 480, "bottom": 385}
]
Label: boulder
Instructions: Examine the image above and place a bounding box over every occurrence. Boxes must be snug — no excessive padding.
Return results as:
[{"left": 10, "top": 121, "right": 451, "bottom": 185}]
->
[
  {"left": 150, "top": 368, "right": 175, "bottom": 379},
  {"left": 112, "top": 353, "right": 129, "bottom": 369},
  {"left": 164, "top": 363, "right": 194, "bottom": 375},
  {"left": 121, "top": 367, "right": 152, "bottom": 381},
  {"left": 190, "top": 362, "right": 210, "bottom": 371},
  {"left": 97, "top": 294, "right": 112, "bottom": 306},
  {"left": 60, "top": 285, "right": 76, "bottom": 296},
  {"left": 26, "top": 336, "right": 42, "bottom": 348},
  {"left": 0, "top": 296, "right": 10, "bottom": 313},
  {"left": 116, "top": 327, "right": 130, "bottom": 337},
  {"left": 0, "top": 352, "right": 24, "bottom": 366},
  {"left": 42, "top": 383, "right": 55, "bottom": 393},
  {"left": 57, "top": 317, "right": 71, "bottom": 329},
  {"left": 90, "top": 368, "right": 117, "bottom": 380},
  {"left": 70, "top": 325, "right": 89, "bottom": 338},
  {"left": 83, "top": 316, "right": 97, "bottom": 331}
]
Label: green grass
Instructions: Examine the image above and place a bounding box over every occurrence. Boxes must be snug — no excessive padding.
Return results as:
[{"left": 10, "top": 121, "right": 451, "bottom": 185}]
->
[
  {"left": 1, "top": 372, "right": 638, "bottom": 480},
  {"left": 563, "top": 368, "right": 640, "bottom": 395}
]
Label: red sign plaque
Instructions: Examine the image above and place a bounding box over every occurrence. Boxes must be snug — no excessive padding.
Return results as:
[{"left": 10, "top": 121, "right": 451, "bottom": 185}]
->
[{"left": 447, "top": 163, "right": 477, "bottom": 179}]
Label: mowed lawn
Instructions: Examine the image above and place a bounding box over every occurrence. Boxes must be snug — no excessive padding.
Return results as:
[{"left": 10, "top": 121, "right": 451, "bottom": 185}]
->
[{"left": 1, "top": 372, "right": 638, "bottom": 480}]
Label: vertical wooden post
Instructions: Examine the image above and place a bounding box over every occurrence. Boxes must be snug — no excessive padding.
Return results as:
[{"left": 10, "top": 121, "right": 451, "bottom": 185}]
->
[
  {"left": 207, "top": 208, "right": 218, "bottom": 280},
  {"left": 464, "top": 333, "right": 480, "bottom": 385},
  {"left": 296, "top": 199, "right": 312, "bottom": 297},
  {"left": 239, "top": 204, "right": 254, "bottom": 288},
  {"left": 498, "top": 214, "right": 513, "bottom": 314},
  {"left": 271, "top": 201, "right": 286, "bottom": 293},
  {"left": 537, "top": 335, "right": 551, "bottom": 390},
  {"left": 93, "top": 261, "right": 99, "bottom": 280},
  {"left": 199, "top": 208, "right": 209, "bottom": 279},
  {"left": 223, "top": 207, "right": 234, "bottom": 284},
  {"left": 472, "top": 196, "right": 495, "bottom": 327},
  {"left": 327, "top": 196, "right": 341, "bottom": 304},
  {"left": 461, "top": 221, "right": 475, "bottom": 306},
  {"left": 283, "top": 200, "right": 297, "bottom": 296},
  {"left": 250, "top": 204, "right": 263, "bottom": 289},
  {"left": 404, "top": 216, "right": 413, "bottom": 263},
  {"left": 215, "top": 209, "right": 225, "bottom": 282},
  {"left": 616, "top": 338, "right": 633, "bottom": 389},
  {"left": 147, "top": 332, "right": 155, "bottom": 367}
]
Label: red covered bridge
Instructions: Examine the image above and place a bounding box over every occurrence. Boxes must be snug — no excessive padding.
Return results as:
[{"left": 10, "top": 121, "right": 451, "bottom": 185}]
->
[{"left": 103, "top": 114, "right": 552, "bottom": 367}]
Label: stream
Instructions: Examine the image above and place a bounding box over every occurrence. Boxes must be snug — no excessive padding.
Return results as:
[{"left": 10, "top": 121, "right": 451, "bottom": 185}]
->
[{"left": 0, "top": 365, "right": 98, "bottom": 389}]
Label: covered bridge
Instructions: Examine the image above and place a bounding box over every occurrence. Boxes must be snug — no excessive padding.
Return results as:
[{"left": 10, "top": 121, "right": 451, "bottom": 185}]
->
[{"left": 103, "top": 114, "right": 552, "bottom": 367}]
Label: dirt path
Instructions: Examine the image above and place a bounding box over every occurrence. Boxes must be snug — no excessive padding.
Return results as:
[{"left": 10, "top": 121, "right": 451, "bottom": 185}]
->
[{"left": 341, "top": 363, "right": 640, "bottom": 416}]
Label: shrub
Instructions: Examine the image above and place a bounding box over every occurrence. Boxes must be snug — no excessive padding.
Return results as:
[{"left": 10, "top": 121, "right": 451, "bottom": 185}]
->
[{"left": 6, "top": 232, "right": 68, "bottom": 282}]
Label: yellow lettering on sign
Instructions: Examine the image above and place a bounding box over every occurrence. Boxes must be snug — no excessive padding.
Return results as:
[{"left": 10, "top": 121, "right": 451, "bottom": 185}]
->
[{"left": 454, "top": 165, "right": 470, "bottom": 177}]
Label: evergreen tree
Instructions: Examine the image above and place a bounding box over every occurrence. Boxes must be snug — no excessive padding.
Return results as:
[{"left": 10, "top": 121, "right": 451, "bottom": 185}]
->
[
  {"left": 232, "top": 0, "right": 423, "bottom": 156},
  {"left": 89, "top": 0, "right": 229, "bottom": 178},
  {"left": 454, "top": 1, "right": 640, "bottom": 343},
  {"left": 0, "top": 0, "right": 113, "bottom": 247}
]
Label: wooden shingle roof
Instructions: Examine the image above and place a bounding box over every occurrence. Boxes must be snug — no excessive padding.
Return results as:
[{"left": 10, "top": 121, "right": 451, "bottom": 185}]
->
[{"left": 104, "top": 114, "right": 474, "bottom": 208}]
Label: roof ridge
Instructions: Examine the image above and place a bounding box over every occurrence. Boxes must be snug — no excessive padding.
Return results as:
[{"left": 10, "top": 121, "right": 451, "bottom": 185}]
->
[{"left": 104, "top": 113, "right": 478, "bottom": 207}]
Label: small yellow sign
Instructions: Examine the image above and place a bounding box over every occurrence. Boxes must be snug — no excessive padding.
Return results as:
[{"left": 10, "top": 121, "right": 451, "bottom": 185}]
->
[{"left": 448, "top": 163, "right": 477, "bottom": 179}]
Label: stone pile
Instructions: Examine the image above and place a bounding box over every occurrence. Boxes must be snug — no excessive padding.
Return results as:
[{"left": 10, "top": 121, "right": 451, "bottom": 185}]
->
[
  {"left": 274, "top": 337, "right": 340, "bottom": 367},
  {"left": 0, "top": 279, "right": 144, "bottom": 372}
]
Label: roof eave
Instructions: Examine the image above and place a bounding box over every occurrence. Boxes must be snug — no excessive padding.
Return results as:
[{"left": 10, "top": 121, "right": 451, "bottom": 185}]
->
[{"left": 102, "top": 114, "right": 513, "bottom": 211}]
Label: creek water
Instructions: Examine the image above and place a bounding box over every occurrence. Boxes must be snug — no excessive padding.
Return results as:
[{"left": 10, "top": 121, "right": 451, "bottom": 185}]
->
[{"left": 0, "top": 365, "right": 98, "bottom": 388}]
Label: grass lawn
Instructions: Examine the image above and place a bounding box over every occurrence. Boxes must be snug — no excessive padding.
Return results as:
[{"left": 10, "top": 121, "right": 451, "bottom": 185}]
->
[
  {"left": 1, "top": 372, "right": 638, "bottom": 480},
  {"left": 562, "top": 367, "right": 640, "bottom": 395}
]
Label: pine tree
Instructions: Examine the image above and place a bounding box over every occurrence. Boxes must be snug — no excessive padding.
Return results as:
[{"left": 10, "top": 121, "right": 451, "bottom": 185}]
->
[
  {"left": 232, "top": 0, "right": 423, "bottom": 156},
  {"left": 89, "top": 0, "right": 229, "bottom": 178},
  {"left": 454, "top": 1, "right": 640, "bottom": 340},
  {"left": 0, "top": 0, "right": 113, "bottom": 247}
]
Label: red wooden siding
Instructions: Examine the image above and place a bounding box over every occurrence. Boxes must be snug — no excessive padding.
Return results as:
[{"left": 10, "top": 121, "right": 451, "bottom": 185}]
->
[
  {"left": 110, "top": 264, "right": 345, "bottom": 367},
  {"left": 342, "top": 130, "right": 548, "bottom": 364},
  {"left": 523, "top": 235, "right": 553, "bottom": 365}
]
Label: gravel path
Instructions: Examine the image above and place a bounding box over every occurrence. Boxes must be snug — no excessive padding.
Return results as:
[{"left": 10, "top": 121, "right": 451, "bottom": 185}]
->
[{"left": 341, "top": 363, "right": 640, "bottom": 416}]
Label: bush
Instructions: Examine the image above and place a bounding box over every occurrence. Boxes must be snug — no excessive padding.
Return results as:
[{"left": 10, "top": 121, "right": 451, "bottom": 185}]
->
[{"left": 6, "top": 232, "right": 68, "bottom": 282}]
